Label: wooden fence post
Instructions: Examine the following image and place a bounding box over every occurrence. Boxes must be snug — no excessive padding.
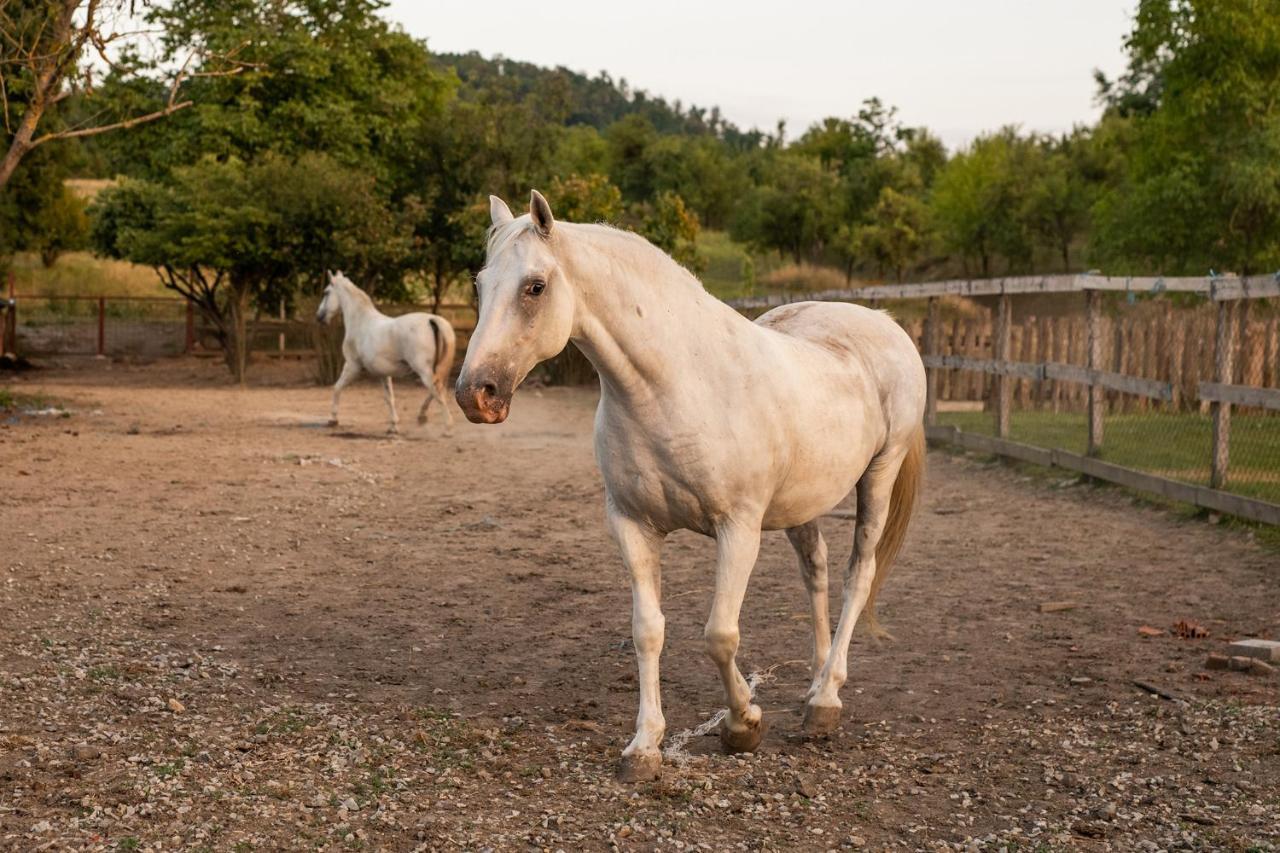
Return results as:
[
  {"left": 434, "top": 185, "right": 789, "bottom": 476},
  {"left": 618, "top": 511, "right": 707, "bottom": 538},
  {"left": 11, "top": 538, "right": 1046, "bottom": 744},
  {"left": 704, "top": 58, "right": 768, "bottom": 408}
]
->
[
  {"left": 994, "top": 293, "right": 1012, "bottom": 438},
  {"left": 96, "top": 296, "right": 106, "bottom": 356},
  {"left": 924, "top": 296, "right": 939, "bottom": 426},
  {"left": 1210, "top": 299, "right": 1238, "bottom": 489},
  {"left": 3, "top": 271, "right": 14, "bottom": 356},
  {"left": 1086, "top": 289, "right": 1104, "bottom": 455}
]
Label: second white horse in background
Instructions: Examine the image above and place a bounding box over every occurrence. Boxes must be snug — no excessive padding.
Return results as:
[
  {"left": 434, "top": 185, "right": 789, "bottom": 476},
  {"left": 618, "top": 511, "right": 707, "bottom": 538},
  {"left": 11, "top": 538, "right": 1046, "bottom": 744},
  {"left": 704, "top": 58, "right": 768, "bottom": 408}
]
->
[{"left": 316, "top": 271, "right": 456, "bottom": 433}]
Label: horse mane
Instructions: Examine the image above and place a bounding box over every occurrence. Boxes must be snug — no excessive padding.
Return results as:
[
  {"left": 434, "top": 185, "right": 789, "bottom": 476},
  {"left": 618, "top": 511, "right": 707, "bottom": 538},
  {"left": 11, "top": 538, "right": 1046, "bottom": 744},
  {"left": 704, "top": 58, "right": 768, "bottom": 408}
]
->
[
  {"left": 485, "top": 217, "right": 706, "bottom": 296},
  {"left": 331, "top": 271, "right": 375, "bottom": 308}
]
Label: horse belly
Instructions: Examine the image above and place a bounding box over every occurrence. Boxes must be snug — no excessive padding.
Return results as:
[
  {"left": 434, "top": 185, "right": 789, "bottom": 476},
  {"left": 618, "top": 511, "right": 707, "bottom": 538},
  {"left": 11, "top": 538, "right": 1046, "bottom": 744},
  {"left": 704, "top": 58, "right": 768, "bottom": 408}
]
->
[{"left": 760, "top": 383, "right": 883, "bottom": 530}]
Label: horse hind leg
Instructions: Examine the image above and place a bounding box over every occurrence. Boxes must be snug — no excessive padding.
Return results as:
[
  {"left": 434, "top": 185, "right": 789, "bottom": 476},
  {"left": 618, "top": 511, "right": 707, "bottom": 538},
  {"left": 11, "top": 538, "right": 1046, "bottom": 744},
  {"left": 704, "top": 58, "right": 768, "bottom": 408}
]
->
[
  {"left": 785, "top": 522, "right": 831, "bottom": 685},
  {"left": 803, "top": 448, "right": 908, "bottom": 737},
  {"left": 412, "top": 363, "right": 450, "bottom": 427},
  {"left": 381, "top": 376, "right": 400, "bottom": 435}
]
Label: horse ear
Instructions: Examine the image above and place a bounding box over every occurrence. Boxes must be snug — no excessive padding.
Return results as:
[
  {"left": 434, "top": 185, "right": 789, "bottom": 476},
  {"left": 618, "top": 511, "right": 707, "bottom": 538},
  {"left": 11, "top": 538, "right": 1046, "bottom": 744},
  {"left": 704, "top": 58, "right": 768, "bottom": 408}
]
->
[
  {"left": 489, "top": 195, "right": 514, "bottom": 226},
  {"left": 530, "top": 189, "right": 554, "bottom": 237}
]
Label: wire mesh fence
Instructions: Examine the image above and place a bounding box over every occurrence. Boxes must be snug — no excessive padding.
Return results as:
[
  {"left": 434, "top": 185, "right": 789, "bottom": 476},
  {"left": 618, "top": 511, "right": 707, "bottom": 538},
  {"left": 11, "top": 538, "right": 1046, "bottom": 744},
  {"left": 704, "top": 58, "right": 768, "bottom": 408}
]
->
[{"left": 910, "top": 287, "right": 1280, "bottom": 515}]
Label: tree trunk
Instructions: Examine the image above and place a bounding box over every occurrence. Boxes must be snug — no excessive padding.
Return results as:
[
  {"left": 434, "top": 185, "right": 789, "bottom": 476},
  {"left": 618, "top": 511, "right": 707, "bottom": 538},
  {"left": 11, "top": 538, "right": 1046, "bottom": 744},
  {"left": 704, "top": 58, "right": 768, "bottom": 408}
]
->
[
  {"left": 432, "top": 259, "right": 445, "bottom": 314},
  {"left": 227, "top": 283, "right": 252, "bottom": 386},
  {"left": 1061, "top": 241, "right": 1070, "bottom": 272}
]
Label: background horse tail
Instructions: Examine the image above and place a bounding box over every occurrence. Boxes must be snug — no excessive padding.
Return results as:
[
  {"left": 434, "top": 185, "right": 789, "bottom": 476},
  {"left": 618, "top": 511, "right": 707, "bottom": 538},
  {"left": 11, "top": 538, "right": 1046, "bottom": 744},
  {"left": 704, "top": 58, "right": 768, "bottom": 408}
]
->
[
  {"left": 863, "top": 424, "right": 926, "bottom": 639},
  {"left": 428, "top": 317, "right": 456, "bottom": 394}
]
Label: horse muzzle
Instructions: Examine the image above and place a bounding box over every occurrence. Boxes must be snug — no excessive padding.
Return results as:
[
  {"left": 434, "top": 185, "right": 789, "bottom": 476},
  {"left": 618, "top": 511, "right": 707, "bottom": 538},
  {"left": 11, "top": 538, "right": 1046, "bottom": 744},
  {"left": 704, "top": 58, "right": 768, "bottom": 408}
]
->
[{"left": 455, "top": 375, "right": 511, "bottom": 424}]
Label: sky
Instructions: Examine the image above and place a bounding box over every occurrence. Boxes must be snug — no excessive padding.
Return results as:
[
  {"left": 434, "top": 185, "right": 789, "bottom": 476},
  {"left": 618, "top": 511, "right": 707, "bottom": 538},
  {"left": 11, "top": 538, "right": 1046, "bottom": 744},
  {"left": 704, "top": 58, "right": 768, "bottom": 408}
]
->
[{"left": 385, "top": 1, "right": 1135, "bottom": 151}]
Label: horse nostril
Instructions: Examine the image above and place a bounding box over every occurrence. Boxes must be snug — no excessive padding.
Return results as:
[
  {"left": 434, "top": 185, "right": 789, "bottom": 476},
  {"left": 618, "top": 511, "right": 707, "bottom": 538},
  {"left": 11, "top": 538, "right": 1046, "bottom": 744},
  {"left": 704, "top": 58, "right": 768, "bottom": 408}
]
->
[{"left": 480, "top": 382, "right": 498, "bottom": 399}]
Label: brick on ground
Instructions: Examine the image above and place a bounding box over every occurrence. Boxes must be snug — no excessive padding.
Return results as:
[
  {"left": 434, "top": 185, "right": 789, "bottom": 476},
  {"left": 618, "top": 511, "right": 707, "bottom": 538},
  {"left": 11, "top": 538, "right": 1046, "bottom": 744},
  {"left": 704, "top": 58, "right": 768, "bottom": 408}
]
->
[{"left": 1226, "top": 639, "right": 1280, "bottom": 663}]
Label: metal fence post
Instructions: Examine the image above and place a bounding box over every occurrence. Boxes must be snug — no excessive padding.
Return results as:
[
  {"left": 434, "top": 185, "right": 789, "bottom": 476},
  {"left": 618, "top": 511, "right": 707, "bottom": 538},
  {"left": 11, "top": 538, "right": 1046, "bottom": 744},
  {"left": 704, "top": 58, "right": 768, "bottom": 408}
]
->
[
  {"left": 1210, "top": 298, "right": 1238, "bottom": 489},
  {"left": 924, "top": 296, "right": 940, "bottom": 426},
  {"left": 1087, "top": 289, "right": 1104, "bottom": 455},
  {"left": 994, "top": 292, "right": 1012, "bottom": 438},
  {"left": 96, "top": 296, "right": 106, "bottom": 356}
]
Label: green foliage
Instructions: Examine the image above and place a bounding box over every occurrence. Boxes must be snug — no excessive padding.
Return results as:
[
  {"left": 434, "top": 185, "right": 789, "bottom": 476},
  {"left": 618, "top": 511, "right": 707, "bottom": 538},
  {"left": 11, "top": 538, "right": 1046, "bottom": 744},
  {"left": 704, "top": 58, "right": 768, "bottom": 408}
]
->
[
  {"left": 852, "top": 187, "right": 928, "bottom": 282},
  {"left": 91, "top": 152, "right": 412, "bottom": 380},
  {"left": 637, "top": 191, "right": 702, "bottom": 271},
  {"left": 548, "top": 173, "right": 623, "bottom": 223},
  {"left": 929, "top": 129, "right": 1040, "bottom": 276},
  {"left": 1091, "top": 0, "right": 1280, "bottom": 275}
]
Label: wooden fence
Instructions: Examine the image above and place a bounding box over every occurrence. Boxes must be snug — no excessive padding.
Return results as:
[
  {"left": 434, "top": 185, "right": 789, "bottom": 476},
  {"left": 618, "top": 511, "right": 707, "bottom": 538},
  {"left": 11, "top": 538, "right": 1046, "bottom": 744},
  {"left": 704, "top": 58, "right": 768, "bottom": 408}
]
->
[{"left": 731, "top": 273, "right": 1280, "bottom": 526}]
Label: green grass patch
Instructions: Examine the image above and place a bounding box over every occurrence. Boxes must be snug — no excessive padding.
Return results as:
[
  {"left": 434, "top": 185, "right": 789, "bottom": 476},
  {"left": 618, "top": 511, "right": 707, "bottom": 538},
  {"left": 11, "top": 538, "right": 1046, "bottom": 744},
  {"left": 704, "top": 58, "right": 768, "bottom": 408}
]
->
[{"left": 938, "top": 408, "right": 1280, "bottom": 504}]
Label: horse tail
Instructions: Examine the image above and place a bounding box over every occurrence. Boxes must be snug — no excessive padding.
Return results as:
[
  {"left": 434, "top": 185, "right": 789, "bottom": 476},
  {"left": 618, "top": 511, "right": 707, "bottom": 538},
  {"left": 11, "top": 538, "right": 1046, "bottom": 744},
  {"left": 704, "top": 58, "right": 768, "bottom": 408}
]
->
[
  {"left": 428, "top": 316, "right": 456, "bottom": 394},
  {"left": 863, "top": 424, "right": 925, "bottom": 639}
]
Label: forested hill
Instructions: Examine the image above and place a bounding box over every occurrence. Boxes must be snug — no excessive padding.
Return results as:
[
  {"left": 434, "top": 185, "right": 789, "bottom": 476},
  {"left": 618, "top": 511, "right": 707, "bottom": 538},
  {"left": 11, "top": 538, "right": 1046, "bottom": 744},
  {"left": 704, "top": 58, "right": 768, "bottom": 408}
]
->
[{"left": 435, "top": 51, "right": 768, "bottom": 148}]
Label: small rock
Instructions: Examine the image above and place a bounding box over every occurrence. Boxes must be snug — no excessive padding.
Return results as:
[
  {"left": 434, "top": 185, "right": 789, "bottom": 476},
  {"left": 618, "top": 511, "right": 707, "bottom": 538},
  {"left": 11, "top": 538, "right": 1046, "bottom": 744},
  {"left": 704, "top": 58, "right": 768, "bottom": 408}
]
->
[
  {"left": 793, "top": 773, "right": 818, "bottom": 799},
  {"left": 71, "top": 744, "right": 101, "bottom": 761},
  {"left": 848, "top": 836, "right": 866, "bottom": 848},
  {"left": 540, "top": 766, "right": 552, "bottom": 779},
  {"left": 342, "top": 796, "right": 358, "bottom": 811},
  {"left": 168, "top": 697, "right": 186, "bottom": 714},
  {"left": 1070, "top": 676, "right": 1092, "bottom": 685}
]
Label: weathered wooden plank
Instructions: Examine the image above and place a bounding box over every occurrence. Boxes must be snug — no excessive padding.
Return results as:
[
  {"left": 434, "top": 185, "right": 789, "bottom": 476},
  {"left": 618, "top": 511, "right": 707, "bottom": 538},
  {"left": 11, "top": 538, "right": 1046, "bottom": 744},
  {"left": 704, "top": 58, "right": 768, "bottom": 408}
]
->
[
  {"left": 924, "top": 425, "right": 1055, "bottom": 467},
  {"left": 926, "top": 425, "right": 1280, "bottom": 526},
  {"left": 1043, "top": 362, "right": 1174, "bottom": 401},
  {"left": 1211, "top": 276, "right": 1280, "bottom": 301},
  {"left": 1198, "top": 382, "right": 1280, "bottom": 412},
  {"left": 921, "top": 355, "right": 1045, "bottom": 380},
  {"left": 1076, "top": 275, "right": 1215, "bottom": 295}
]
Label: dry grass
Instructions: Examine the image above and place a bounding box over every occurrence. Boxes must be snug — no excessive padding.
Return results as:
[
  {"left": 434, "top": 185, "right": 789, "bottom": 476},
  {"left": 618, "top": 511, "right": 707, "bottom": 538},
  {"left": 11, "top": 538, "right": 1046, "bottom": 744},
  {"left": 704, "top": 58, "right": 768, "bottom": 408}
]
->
[
  {"left": 8, "top": 251, "right": 167, "bottom": 299},
  {"left": 760, "top": 262, "right": 852, "bottom": 293}
]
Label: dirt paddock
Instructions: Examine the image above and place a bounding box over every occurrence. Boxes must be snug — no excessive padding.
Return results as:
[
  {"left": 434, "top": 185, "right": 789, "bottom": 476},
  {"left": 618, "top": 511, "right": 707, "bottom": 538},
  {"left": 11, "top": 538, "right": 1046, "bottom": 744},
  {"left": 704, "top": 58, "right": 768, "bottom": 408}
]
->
[{"left": 1, "top": 357, "right": 1277, "bottom": 852}]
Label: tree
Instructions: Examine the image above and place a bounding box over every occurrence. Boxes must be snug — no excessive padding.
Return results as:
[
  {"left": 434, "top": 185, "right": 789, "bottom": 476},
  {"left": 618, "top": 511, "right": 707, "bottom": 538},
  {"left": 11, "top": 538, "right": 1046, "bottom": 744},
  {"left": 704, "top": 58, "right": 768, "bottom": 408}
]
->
[
  {"left": 1091, "top": 0, "right": 1280, "bottom": 274},
  {"left": 851, "top": 187, "right": 927, "bottom": 282},
  {"left": 929, "top": 129, "right": 1039, "bottom": 276},
  {"left": 1022, "top": 131, "right": 1098, "bottom": 271},
  {"left": 91, "top": 153, "right": 412, "bottom": 382},
  {"left": 549, "top": 173, "right": 623, "bottom": 223},
  {"left": 732, "top": 152, "right": 840, "bottom": 264},
  {"left": 637, "top": 191, "right": 702, "bottom": 271},
  {"left": 0, "top": 0, "right": 248, "bottom": 190}
]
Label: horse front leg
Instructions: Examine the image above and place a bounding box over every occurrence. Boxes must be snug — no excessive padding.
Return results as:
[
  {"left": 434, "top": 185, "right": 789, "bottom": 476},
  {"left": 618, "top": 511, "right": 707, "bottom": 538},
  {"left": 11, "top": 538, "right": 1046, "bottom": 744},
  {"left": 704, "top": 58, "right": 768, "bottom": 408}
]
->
[
  {"left": 381, "top": 377, "right": 399, "bottom": 434},
  {"left": 804, "top": 452, "right": 904, "bottom": 736},
  {"left": 608, "top": 510, "right": 666, "bottom": 782},
  {"left": 707, "top": 520, "right": 765, "bottom": 754},
  {"left": 786, "top": 522, "right": 831, "bottom": 684},
  {"left": 329, "top": 361, "right": 361, "bottom": 427}
]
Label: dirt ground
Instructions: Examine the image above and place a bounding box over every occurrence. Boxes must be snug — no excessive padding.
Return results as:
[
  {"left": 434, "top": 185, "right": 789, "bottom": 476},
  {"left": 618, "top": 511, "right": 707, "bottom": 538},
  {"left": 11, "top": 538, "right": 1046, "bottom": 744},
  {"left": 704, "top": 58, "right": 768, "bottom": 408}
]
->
[{"left": 1, "top": 357, "right": 1277, "bottom": 852}]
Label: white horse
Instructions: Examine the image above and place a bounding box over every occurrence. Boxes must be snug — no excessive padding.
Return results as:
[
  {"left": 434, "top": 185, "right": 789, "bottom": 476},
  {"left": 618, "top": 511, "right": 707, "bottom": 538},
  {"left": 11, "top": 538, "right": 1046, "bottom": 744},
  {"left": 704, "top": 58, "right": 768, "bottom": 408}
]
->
[
  {"left": 316, "top": 271, "right": 456, "bottom": 433},
  {"left": 457, "top": 192, "right": 926, "bottom": 782}
]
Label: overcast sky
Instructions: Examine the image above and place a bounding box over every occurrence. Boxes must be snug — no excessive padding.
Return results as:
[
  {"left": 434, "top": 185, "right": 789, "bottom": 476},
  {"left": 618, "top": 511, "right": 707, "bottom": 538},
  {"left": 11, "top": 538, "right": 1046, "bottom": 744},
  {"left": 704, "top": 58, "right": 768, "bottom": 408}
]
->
[{"left": 385, "top": 1, "right": 1135, "bottom": 151}]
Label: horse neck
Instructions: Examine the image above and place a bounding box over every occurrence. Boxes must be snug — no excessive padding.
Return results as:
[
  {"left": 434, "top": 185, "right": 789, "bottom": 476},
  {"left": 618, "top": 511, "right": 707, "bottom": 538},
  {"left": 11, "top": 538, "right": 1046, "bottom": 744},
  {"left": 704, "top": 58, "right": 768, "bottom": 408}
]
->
[
  {"left": 561, "top": 226, "right": 748, "bottom": 401},
  {"left": 336, "top": 281, "right": 377, "bottom": 326}
]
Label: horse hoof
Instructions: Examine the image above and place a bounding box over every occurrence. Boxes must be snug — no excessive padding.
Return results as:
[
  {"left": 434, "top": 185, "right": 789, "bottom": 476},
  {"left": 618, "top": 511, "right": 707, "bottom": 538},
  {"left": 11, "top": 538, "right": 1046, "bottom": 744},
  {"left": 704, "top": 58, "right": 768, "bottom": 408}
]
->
[
  {"left": 719, "top": 715, "right": 766, "bottom": 754},
  {"left": 802, "top": 703, "right": 841, "bottom": 738},
  {"left": 617, "top": 752, "right": 662, "bottom": 783}
]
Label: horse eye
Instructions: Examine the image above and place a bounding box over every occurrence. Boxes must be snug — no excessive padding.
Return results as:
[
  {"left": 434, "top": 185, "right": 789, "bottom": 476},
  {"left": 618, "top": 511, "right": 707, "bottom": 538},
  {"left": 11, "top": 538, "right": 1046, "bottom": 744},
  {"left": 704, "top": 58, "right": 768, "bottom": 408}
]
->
[{"left": 528, "top": 279, "right": 546, "bottom": 296}]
